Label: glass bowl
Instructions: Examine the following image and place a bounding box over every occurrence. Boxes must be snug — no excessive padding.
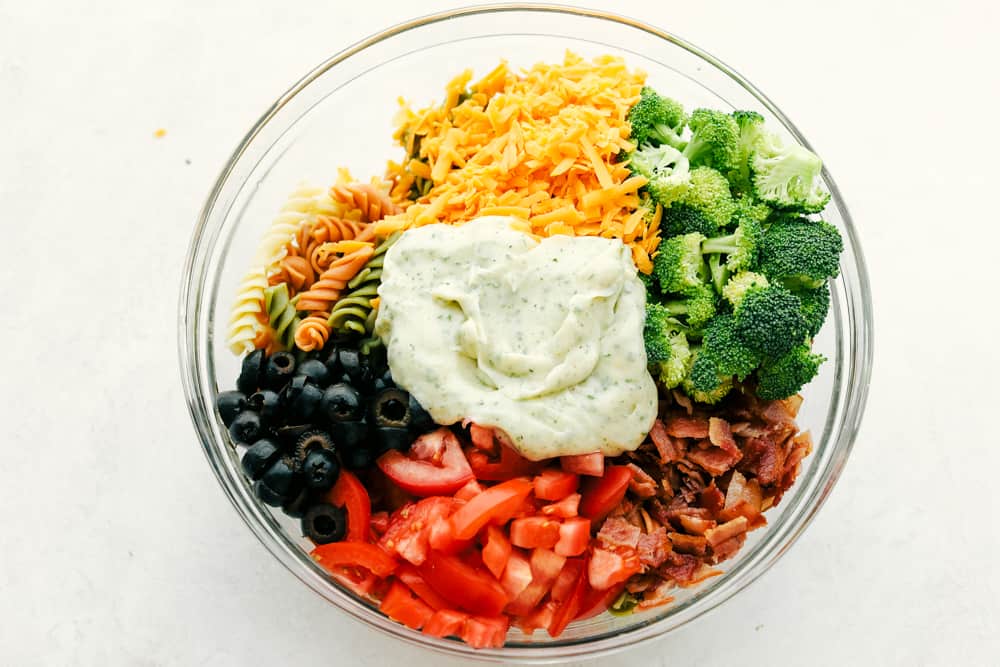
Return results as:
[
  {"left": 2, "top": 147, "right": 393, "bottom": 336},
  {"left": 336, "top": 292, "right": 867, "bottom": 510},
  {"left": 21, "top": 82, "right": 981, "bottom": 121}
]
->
[{"left": 178, "top": 4, "right": 873, "bottom": 661}]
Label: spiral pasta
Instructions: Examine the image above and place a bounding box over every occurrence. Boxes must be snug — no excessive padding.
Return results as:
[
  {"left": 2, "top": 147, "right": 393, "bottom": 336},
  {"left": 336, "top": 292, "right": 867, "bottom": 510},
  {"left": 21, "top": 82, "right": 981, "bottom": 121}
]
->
[
  {"left": 327, "top": 233, "right": 400, "bottom": 338},
  {"left": 263, "top": 283, "right": 300, "bottom": 351},
  {"left": 295, "top": 244, "right": 375, "bottom": 313},
  {"left": 293, "top": 312, "right": 332, "bottom": 352},
  {"left": 331, "top": 182, "right": 403, "bottom": 223},
  {"left": 226, "top": 266, "right": 269, "bottom": 355}
]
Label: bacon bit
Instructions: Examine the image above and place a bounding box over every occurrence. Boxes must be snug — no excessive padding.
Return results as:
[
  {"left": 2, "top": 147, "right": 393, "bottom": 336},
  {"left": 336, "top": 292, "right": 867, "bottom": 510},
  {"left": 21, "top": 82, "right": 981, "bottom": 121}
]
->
[
  {"left": 710, "top": 533, "right": 747, "bottom": 564},
  {"left": 658, "top": 552, "right": 700, "bottom": 584},
  {"left": 681, "top": 563, "right": 723, "bottom": 587},
  {"left": 698, "top": 485, "right": 726, "bottom": 515},
  {"left": 650, "top": 420, "right": 686, "bottom": 463},
  {"left": 739, "top": 437, "right": 786, "bottom": 485},
  {"left": 761, "top": 400, "right": 794, "bottom": 427},
  {"left": 637, "top": 579, "right": 675, "bottom": 610},
  {"left": 686, "top": 446, "right": 741, "bottom": 477},
  {"left": 678, "top": 514, "right": 716, "bottom": 535},
  {"left": 598, "top": 517, "right": 642, "bottom": 549},
  {"left": 626, "top": 463, "right": 658, "bottom": 499},
  {"left": 782, "top": 394, "right": 804, "bottom": 417},
  {"left": 637, "top": 528, "right": 672, "bottom": 568},
  {"left": 704, "top": 516, "right": 748, "bottom": 548},
  {"left": 668, "top": 532, "right": 708, "bottom": 556},
  {"left": 664, "top": 416, "right": 709, "bottom": 439},
  {"left": 671, "top": 390, "right": 694, "bottom": 415},
  {"left": 638, "top": 507, "right": 658, "bottom": 534},
  {"left": 708, "top": 418, "right": 739, "bottom": 457}
]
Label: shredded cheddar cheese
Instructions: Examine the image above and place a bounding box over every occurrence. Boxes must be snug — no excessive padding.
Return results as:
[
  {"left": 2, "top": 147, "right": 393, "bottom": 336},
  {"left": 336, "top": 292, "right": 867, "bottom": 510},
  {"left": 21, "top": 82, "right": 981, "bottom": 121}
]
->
[{"left": 380, "top": 52, "right": 660, "bottom": 272}]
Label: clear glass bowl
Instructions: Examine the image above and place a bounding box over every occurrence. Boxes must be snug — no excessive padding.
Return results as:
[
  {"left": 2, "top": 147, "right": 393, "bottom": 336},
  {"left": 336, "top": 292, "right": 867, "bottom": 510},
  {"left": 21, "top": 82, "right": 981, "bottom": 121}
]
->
[{"left": 178, "top": 5, "right": 873, "bottom": 661}]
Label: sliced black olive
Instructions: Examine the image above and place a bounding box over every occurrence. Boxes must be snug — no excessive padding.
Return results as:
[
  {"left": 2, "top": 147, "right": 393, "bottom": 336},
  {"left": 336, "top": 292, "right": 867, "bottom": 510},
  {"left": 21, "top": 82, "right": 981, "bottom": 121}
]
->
[
  {"left": 320, "top": 383, "right": 363, "bottom": 422},
  {"left": 302, "top": 449, "right": 341, "bottom": 490},
  {"left": 247, "top": 389, "right": 281, "bottom": 422},
  {"left": 293, "top": 429, "right": 336, "bottom": 462},
  {"left": 241, "top": 438, "right": 281, "bottom": 480},
  {"left": 408, "top": 394, "right": 433, "bottom": 433},
  {"left": 228, "top": 411, "right": 262, "bottom": 445},
  {"left": 216, "top": 390, "right": 247, "bottom": 427},
  {"left": 374, "top": 426, "right": 411, "bottom": 454},
  {"left": 370, "top": 388, "right": 412, "bottom": 428},
  {"left": 331, "top": 420, "right": 369, "bottom": 450},
  {"left": 282, "top": 375, "right": 323, "bottom": 422},
  {"left": 265, "top": 352, "right": 297, "bottom": 389},
  {"left": 301, "top": 503, "right": 347, "bottom": 544},
  {"left": 238, "top": 349, "right": 266, "bottom": 394},
  {"left": 296, "top": 359, "right": 331, "bottom": 387}
]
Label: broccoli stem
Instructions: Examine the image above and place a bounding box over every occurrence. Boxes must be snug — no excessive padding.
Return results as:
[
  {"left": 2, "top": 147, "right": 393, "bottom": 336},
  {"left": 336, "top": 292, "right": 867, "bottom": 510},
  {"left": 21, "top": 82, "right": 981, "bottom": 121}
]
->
[
  {"left": 707, "top": 254, "right": 730, "bottom": 294},
  {"left": 701, "top": 232, "right": 740, "bottom": 255}
]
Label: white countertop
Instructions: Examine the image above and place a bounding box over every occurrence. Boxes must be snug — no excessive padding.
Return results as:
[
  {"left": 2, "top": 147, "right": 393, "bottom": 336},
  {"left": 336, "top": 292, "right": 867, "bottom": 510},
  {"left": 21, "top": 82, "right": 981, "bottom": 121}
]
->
[{"left": 3, "top": 1, "right": 998, "bottom": 664}]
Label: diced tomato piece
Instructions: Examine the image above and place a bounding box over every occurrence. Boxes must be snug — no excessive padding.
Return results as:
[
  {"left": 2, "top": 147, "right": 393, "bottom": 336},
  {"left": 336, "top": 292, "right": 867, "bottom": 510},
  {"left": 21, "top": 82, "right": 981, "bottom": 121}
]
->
[
  {"left": 326, "top": 565, "right": 379, "bottom": 598},
  {"left": 533, "top": 469, "right": 579, "bottom": 501},
  {"left": 324, "top": 470, "right": 371, "bottom": 542},
  {"left": 370, "top": 510, "right": 390, "bottom": 536},
  {"left": 410, "top": 429, "right": 446, "bottom": 461},
  {"left": 541, "top": 493, "right": 580, "bottom": 519},
  {"left": 579, "top": 466, "right": 632, "bottom": 522},
  {"left": 469, "top": 423, "right": 497, "bottom": 453},
  {"left": 505, "top": 548, "right": 566, "bottom": 616},
  {"left": 575, "top": 583, "right": 624, "bottom": 620},
  {"left": 515, "top": 600, "right": 557, "bottom": 635},
  {"left": 482, "top": 525, "right": 512, "bottom": 579},
  {"left": 509, "top": 516, "right": 561, "bottom": 550},
  {"left": 379, "top": 497, "right": 453, "bottom": 566},
  {"left": 396, "top": 564, "right": 451, "bottom": 611},
  {"left": 500, "top": 550, "right": 532, "bottom": 600},
  {"left": 548, "top": 559, "right": 588, "bottom": 637},
  {"left": 560, "top": 452, "right": 604, "bottom": 477},
  {"left": 454, "top": 478, "right": 483, "bottom": 502},
  {"left": 311, "top": 541, "right": 398, "bottom": 578},
  {"left": 460, "top": 615, "right": 509, "bottom": 649},
  {"left": 380, "top": 580, "right": 434, "bottom": 630},
  {"left": 587, "top": 546, "right": 641, "bottom": 590},
  {"left": 377, "top": 429, "right": 474, "bottom": 497},
  {"left": 418, "top": 551, "right": 509, "bottom": 616},
  {"left": 422, "top": 609, "right": 468, "bottom": 638},
  {"left": 449, "top": 477, "right": 533, "bottom": 540},
  {"left": 427, "top": 516, "right": 473, "bottom": 555},
  {"left": 468, "top": 443, "right": 545, "bottom": 481},
  {"left": 554, "top": 517, "right": 591, "bottom": 557},
  {"left": 550, "top": 558, "right": 585, "bottom": 602}
]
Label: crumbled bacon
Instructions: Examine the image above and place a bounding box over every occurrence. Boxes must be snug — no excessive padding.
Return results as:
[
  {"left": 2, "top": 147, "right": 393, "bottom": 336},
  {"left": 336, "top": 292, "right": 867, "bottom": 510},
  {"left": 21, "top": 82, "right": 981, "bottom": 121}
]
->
[
  {"left": 606, "top": 388, "right": 812, "bottom": 603},
  {"left": 597, "top": 517, "right": 641, "bottom": 549}
]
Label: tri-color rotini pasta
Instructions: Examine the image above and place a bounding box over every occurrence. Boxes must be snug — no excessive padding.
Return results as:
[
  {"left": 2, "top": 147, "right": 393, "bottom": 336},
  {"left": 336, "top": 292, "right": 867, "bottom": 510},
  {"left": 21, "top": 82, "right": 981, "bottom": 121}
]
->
[{"left": 326, "top": 232, "right": 400, "bottom": 349}]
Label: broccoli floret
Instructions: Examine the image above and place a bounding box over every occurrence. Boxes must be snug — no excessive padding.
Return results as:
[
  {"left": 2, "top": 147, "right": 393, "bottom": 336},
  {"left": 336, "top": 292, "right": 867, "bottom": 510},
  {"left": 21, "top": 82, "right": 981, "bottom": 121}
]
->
[
  {"left": 629, "top": 143, "right": 691, "bottom": 207},
  {"left": 683, "top": 109, "right": 740, "bottom": 173},
  {"left": 701, "top": 215, "right": 764, "bottom": 272},
  {"left": 627, "top": 87, "right": 688, "bottom": 149},
  {"left": 661, "top": 167, "right": 736, "bottom": 237},
  {"left": 732, "top": 195, "right": 772, "bottom": 225},
  {"left": 797, "top": 282, "right": 831, "bottom": 339},
  {"left": 638, "top": 270, "right": 657, "bottom": 294},
  {"left": 722, "top": 270, "right": 769, "bottom": 307},
  {"left": 728, "top": 110, "right": 767, "bottom": 193},
  {"left": 683, "top": 349, "right": 733, "bottom": 404},
  {"left": 653, "top": 232, "right": 708, "bottom": 294},
  {"left": 733, "top": 284, "right": 808, "bottom": 358},
  {"left": 643, "top": 303, "right": 693, "bottom": 389},
  {"left": 706, "top": 253, "right": 729, "bottom": 295},
  {"left": 759, "top": 217, "right": 843, "bottom": 289},
  {"left": 755, "top": 344, "right": 826, "bottom": 400},
  {"left": 661, "top": 285, "right": 717, "bottom": 330},
  {"left": 749, "top": 131, "right": 831, "bottom": 213},
  {"left": 701, "top": 314, "right": 761, "bottom": 380}
]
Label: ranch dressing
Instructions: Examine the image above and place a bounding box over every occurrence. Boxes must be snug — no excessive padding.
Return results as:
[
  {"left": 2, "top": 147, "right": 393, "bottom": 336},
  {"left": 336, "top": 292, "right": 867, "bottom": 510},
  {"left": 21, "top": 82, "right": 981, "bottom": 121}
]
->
[{"left": 375, "top": 216, "right": 657, "bottom": 460}]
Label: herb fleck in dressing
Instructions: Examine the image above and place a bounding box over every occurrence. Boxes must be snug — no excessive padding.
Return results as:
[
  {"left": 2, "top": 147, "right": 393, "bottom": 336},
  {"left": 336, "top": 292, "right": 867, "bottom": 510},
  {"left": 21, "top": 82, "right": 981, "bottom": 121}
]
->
[{"left": 375, "top": 217, "right": 657, "bottom": 460}]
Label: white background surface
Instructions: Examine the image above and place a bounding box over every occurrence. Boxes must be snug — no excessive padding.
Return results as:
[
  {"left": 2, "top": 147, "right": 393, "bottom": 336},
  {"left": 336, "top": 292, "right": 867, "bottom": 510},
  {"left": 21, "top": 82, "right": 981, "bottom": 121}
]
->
[{"left": 2, "top": 0, "right": 999, "bottom": 665}]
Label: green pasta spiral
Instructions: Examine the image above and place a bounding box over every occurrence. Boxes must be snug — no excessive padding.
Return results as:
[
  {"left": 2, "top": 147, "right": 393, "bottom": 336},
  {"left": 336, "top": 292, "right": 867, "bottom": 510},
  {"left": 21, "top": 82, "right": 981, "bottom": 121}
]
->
[
  {"left": 264, "top": 283, "right": 300, "bottom": 351},
  {"left": 327, "top": 233, "right": 400, "bottom": 352}
]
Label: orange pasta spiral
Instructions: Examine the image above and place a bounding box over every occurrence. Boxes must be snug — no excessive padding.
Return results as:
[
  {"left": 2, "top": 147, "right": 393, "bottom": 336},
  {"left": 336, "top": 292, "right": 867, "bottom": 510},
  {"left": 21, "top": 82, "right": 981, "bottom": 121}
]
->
[
  {"left": 269, "top": 255, "right": 314, "bottom": 294},
  {"left": 331, "top": 183, "right": 403, "bottom": 222},
  {"left": 295, "top": 245, "right": 375, "bottom": 313},
  {"left": 293, "top": 312, "right": 332, "bottom": 352}
]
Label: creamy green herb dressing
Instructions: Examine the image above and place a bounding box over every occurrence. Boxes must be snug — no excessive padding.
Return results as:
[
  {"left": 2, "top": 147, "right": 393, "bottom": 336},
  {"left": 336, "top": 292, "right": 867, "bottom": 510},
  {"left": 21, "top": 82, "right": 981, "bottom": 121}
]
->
[{"left": 375, "top": 217, "right": 657, "bottom": 460}]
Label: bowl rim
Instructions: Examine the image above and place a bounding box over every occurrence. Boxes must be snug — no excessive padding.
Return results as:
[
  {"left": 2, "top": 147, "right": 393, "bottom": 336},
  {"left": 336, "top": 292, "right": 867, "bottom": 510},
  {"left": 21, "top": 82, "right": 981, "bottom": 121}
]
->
[{"left": 179, "top": 3, "right": 874, "bottom": 662}]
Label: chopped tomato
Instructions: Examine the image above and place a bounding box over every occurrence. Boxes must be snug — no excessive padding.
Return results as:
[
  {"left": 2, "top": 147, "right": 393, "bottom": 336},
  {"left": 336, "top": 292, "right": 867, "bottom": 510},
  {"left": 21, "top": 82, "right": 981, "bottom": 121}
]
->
[
  {"left": 324, "top": 470, "right": 371, "bottom": 542},
  {"left": 377, "top": 429, "right": 474, "bottom": 496},
  {"left": 554, "top": 517, "right": 591, "bottom": 557},
  {"left": 468, "top": 443, "right": 545, "bottom": 481},
  {"left": 579, "top": 465, "right": 632, "bottom": 522},
  {"left": 460, "top": 615, "right": 509, "bottom": 649},
  {"left": 587, "top": 546, "right": 641, "bottom": 590},
  {"left": 369, "top": 510, "right": 390, "bottom": 536},
  {"left": 506, "top": 548, "right": 566, "bottom": 616},
  {"left": 482, "top": 525, "right": 512, "bottom": 579},
  {"left": 380, "top": 580, "right": 434, "bottom": 630},
  {"left": 575, "top": 582, "right": 624, "bottom": 620},
  {"left": 533, "top": 469, "right": 579, "bottom": 501},
  {"left": 500, "top": 550, "right": 532, "bottom": 599},
  {"left": 379, "top": 497, "right": 453, "bottom": 566},
  {"left": 325, "top": 565, "right": 379, "bottom": 598},
  {"left": 418, "top": 551, "right": 509, "bottom": 616},
  {"left": 427, "top": 515, "right": 473, "bottom": 555},
  {"left": 422, "top": 609, "right": 468, "bottom": 638},
  {"left": 541, "top": 493, "right": 580, "bottom": 519},
  {"left": 549, "top": 558, "right": 584, "bottom": 602},
  {"left": 515, "top": 600, "right": 556, "bottom": 635},
  {"left": 468, "top": 423, "right": 497, "bottom": 453},
  {"left": 548, "top": 559, "right": 588, "bottom": 637},
  {"left": 560, "top": 452, "right": 604, "bottom": 477},
  {"left": 396, "top": 564, "right": 452, "bottom": 611},
  {"left": 311, "top": 541, "right": 398, "bottom": 578},
  {"left": 454, "top": 478, "right": 483, "bottom": 502},
  {"left": 449, "top": 477, "right": 533, "bottom": 540},
  {"left": 509, "top": 516, "right": 561, "bottom": 550}
]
